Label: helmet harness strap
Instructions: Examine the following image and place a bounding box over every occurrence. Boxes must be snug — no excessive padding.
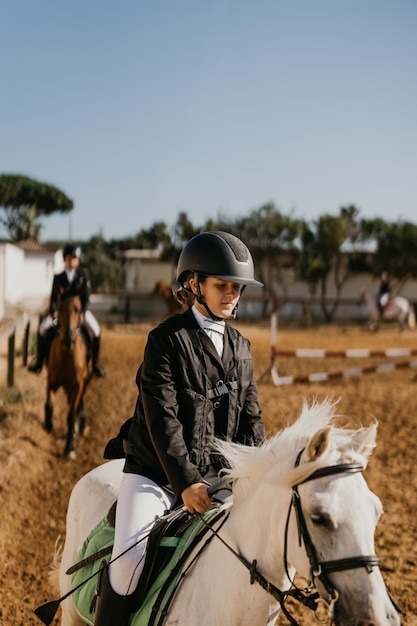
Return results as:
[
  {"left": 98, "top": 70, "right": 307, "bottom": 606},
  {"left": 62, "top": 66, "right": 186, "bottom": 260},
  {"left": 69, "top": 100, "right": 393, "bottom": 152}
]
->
[{"left": 193, "top": 273, "right": 244, "bottom": 321}]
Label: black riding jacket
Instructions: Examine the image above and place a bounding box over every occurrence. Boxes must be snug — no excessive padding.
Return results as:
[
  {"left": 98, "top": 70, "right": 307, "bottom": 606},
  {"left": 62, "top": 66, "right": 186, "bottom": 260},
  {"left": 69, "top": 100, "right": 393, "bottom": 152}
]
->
[
  {"left": 124, "top": 308, "right": 265, "bottom": 497},
  {"left": 49, "top": 268, "right": 90, "bottom": 315}
]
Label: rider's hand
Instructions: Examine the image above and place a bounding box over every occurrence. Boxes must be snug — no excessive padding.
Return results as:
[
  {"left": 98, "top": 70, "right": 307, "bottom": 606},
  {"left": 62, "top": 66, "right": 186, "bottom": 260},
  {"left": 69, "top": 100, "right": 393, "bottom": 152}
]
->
[{"left": 181, "top": 482, "right": 212, "bottom": 514}]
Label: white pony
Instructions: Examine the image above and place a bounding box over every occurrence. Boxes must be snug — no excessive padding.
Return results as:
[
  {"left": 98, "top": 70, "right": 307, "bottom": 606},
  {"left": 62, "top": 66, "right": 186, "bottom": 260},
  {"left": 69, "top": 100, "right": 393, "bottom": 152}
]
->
[
  {"left": 360, "top": 287, "right": 415, "bottom": 331},
  {"left": 45, "top": 399, "right": 400, "bottom": 626}
]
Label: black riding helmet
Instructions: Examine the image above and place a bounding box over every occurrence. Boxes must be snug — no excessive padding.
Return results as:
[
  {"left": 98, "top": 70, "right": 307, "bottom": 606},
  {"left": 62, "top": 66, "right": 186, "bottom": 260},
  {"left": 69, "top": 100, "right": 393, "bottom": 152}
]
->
[
  {"left": 175, "top": 231, "right": 263, "bottom": 320},
  {"left": 176, "top": 231, "right": 263, "bottom": 287},
  {"left": 63, "top": 244, "right": 81, "bottom": 260}
]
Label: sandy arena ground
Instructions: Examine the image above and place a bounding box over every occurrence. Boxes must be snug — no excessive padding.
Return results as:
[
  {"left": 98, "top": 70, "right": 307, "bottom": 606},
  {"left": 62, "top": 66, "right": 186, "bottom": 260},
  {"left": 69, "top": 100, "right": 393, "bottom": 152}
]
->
[{"left": 0, "top": 321, "right": 416, "bottom": 625}]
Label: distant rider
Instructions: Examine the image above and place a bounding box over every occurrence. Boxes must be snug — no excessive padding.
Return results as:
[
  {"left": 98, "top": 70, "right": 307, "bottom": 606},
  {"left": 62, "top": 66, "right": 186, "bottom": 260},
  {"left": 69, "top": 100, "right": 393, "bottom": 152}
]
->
[
  {"left": 28, "top": 244, "right": 106, "bottom": 377},
  {"left": 377, "top": 272, "right": 391, "bottom": 319}
]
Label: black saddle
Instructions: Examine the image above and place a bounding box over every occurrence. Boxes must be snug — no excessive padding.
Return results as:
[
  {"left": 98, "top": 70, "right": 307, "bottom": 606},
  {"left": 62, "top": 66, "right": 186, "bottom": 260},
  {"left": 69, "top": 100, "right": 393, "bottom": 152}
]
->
[
  {"left": 104, "top": 501, "right": 226, "bottom": 615},
  {"left": 132, "top": 506, "right": 198, "bottom": 611}
]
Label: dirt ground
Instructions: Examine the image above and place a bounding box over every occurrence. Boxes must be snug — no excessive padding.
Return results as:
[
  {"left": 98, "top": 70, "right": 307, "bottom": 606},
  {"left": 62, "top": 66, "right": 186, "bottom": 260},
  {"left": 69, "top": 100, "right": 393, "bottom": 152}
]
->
[{"left": 0, "top": 321, "right": 416, "bottom": 625}]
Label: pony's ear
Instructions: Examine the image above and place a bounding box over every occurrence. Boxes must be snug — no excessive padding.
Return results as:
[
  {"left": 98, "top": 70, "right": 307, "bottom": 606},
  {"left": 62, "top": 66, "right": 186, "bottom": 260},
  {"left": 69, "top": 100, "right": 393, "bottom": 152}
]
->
[
  {"left": 353, "top": 423, "right": 377, "bottom": 459},
  {"left": 305, "top": 427, "right": 331, "bottom": 462}
]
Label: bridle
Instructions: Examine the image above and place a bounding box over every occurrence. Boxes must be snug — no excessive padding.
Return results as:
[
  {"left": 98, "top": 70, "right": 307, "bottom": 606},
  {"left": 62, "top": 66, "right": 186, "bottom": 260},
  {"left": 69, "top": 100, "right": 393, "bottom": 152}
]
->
[
  {"left": 201, "top": 453, "right": 401, "bottom": 625},
  {"left": 282, "top": 452, "right": 381, "bottom": 622},
  {"left": 57, "top": 297, "right": 83, "bottom": 349}
]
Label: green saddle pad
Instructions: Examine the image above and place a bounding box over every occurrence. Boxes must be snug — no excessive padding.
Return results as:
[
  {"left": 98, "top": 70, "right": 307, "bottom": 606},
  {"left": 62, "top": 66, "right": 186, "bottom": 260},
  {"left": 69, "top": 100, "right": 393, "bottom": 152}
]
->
[{"left": 72, "top": 507, "right": 224, "bottom": 626}]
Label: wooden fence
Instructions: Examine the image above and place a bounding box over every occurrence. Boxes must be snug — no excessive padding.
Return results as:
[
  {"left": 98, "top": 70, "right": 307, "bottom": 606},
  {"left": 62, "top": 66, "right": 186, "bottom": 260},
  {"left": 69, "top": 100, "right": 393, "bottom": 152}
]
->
[{"left": 0, "top": 314, "right": 33, "bottom": 387}]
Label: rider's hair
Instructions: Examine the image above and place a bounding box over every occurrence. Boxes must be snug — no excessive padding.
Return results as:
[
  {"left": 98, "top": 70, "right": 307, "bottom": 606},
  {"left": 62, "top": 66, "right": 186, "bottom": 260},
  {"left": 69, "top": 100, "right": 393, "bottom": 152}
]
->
[{"left": 174, "top": 273, "right": 207, "bottom": 306}]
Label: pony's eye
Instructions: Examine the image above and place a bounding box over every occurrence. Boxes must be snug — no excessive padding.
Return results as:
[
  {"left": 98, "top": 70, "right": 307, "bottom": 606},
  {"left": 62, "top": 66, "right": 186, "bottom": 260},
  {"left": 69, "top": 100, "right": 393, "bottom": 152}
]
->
[{"left": 311, "top": 513, "right": 332, "bottom": 528}]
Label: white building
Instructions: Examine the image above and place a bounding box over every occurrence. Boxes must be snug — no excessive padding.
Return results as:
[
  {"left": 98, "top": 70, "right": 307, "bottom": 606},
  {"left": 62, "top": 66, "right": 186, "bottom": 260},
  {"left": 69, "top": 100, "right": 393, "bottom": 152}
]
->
[
  {"left": 121, "top": 249, "right": 174, "bottom": 293},
  {"left": 0, "top": 239, "right": 61, "bottom": 318}
]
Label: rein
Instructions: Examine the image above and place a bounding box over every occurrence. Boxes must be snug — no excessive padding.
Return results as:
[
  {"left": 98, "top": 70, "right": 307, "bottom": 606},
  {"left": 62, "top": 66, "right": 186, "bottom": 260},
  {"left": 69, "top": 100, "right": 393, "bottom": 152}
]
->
[{"left": 197, "top": 511, "right": 317, "bottom": 625}]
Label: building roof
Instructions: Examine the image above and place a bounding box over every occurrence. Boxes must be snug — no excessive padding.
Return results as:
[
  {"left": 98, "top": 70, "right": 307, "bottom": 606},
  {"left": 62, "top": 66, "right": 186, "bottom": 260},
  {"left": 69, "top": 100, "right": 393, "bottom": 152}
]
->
[{"left": 15, "top": 238, "right": 56, "bottom": 253}]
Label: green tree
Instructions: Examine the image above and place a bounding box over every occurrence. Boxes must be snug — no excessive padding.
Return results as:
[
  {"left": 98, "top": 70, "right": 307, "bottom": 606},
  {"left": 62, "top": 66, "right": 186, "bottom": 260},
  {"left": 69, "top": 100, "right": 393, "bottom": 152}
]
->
[
  {"left": 299, "top": 206, "right": 361, "bottom": 322},
  {"left": 82, "top": 235, "right": 123, "bottom": 292},
  {"left": 172, "top": 212, "right": 199, "bottom": 250},
  {"left": 228, "top": 202, "right": 302, "bottom": 293},
  {"left": 0, "top": 174, "right": 73, "bottom": 241},
  {"left": 370, "top": 220, "right": 417, "bottom": 292}
]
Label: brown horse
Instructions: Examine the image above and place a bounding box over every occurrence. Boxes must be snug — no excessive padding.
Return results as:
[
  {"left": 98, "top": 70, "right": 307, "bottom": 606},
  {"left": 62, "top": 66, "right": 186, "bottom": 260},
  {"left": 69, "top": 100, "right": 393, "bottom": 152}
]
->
[
  {"left": 153, "top": 280, "right": 183, "bottom": 318},
  {"left": 45, "top": 293, "right": 91, "bottom": 459}
]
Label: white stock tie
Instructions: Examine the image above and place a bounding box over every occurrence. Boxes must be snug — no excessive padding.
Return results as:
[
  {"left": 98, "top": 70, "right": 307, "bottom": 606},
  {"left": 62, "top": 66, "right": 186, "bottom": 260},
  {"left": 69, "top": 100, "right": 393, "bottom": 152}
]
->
[{"left": 203, "top": 318, "right": 225, "bottom": 358}]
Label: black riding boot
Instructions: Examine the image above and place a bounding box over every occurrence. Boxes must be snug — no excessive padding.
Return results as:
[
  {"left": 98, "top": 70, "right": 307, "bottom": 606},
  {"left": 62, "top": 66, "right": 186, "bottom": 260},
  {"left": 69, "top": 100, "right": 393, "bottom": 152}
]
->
[
  {"left": 92, "top": 336, "right": 106, "bottom": 377},
  {"left": 94, "top": 561, "right": 133, "bottom": 626},
  {"left": 27, "top": 332, "right": 46, "bottom": 374}
]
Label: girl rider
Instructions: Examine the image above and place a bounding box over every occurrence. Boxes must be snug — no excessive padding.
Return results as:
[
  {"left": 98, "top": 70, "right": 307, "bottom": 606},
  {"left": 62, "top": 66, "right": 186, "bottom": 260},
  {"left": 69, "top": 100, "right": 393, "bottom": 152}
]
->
[{"left": 94, "top": 231, "right": 266, "bottom": 626}]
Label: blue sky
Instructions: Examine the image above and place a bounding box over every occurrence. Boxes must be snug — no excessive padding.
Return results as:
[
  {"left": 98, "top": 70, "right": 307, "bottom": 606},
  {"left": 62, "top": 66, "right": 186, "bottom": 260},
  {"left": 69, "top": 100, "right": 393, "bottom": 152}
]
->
[{"left": 1, "top": 1, "right": 416, "bottom": 242}]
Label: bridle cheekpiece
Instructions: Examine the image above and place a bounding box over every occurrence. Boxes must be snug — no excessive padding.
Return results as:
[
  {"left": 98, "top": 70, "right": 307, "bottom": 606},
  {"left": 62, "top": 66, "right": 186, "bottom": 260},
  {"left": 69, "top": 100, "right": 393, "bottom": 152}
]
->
[{"left": 284, "top": 450, "right": 380, "bottom": 622}]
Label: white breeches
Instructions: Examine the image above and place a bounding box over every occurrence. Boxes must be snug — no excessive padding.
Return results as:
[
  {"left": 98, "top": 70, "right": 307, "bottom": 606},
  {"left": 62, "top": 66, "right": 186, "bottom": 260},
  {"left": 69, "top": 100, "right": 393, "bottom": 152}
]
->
[
  {"left": 84, "top": 310, "right": 100, "bottom": 336},
  {"left": 109, "top": 467, "right": 230, "bottom": 596},
  {"left": 39, "top": 315, "right": 57, "bottom": 335},
  {"left": 380, "top": 293, "right": 389, "bottom": 307},
  {"left": 38, "top": 310, "right": 100, "bottom": 337},
  {"left": 109, "top": 474, "right": 176, "bottom": 596}
]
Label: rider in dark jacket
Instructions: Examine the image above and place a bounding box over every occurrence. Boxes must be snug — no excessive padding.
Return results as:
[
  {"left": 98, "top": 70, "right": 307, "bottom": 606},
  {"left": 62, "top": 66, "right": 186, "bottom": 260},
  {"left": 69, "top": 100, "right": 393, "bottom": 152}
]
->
[
  {"left": 94, "top": 231, "right": 265, "bottom": 626},
  {"left": 49, "top": 260, "right": 89, "bottom": 316},
  {"left": 28, "top": 244, "right": 106, "bottom": 377}
]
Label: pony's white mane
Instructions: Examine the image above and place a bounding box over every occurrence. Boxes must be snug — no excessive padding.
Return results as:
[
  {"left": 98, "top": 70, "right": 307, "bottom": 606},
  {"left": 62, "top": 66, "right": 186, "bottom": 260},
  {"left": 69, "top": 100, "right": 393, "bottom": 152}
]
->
[{"left": 215, "top": 398, "right": 377, "bottom": 495}]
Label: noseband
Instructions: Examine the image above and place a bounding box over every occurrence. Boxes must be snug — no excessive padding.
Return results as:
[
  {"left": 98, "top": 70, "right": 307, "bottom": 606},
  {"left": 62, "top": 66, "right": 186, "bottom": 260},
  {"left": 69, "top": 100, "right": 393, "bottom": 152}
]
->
[{"left": 284, "top": 453, "right": 380, "bottom": 621}]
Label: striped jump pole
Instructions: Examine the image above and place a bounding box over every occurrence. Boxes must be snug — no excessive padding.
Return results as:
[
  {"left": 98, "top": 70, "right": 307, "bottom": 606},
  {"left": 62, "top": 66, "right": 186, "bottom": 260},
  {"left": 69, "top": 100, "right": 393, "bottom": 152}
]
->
[
  {"left": 260, "top": 295, "right": 417, "bottom": 385},
  {"left": 262, "top": 301, "right": 417, "bottom": 385},
  {"left": 270, "top": 359, "right": 417, "bottom": 386},
  {"left": 272, "top": 348, "right": 417, "bottom": 358}
]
